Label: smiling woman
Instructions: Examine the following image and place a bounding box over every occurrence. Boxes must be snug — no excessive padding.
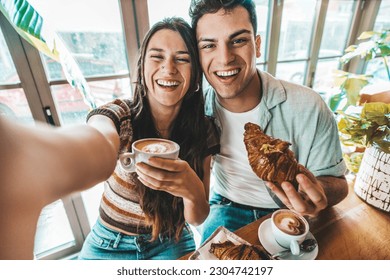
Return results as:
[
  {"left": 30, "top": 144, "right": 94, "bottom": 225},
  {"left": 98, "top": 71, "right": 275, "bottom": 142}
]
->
[
  {"left": 144, "top": 29, "right": 192, "bottom": 111},
  {"left": 76, "top": 17, "right": 220, "bottom": 260}
]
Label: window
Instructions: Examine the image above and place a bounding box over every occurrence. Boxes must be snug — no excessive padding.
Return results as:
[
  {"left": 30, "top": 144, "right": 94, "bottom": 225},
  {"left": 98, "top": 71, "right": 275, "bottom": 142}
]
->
[
  {"left": 275, "top": 0, "right": 317, "bottom": 85},
  {"left": 29, "top": 0, "right": 131, "bottom": 126},
  {"left": 147, "top": 0, "right": 192, "bottom": 25},
  {"left": 0, "top": 28, "right": 17, "bottom": 84},
  {"left": 373, "top": 0, "right": 390, "bottom": 31},
  {"left": 313, "top": 0, "right": 355, "bottom": 91},
  {"left": 254, "top": 0, "right": 270, "bottom": 65},
  {"left": 365, "top": 0, "right": 390, "bottom": 83},
  {"left": 0, "top": 27, "right": 34, "bottom": 124}
]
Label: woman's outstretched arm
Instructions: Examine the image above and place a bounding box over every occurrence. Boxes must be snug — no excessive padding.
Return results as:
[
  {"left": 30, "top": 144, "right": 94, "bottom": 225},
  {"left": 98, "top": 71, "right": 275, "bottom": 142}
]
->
[{"left": 0, "top": 116, "right": 119, "bottom": 259}]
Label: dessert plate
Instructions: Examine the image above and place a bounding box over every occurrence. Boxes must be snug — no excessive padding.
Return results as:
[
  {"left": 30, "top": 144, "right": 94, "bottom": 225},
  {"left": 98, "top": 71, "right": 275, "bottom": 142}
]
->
[
  {"left": 258, "top": 218, "right": 318, "bottom": 260},
  {"left": 188, "top": 226, "right": 250, "bottom": 260}
]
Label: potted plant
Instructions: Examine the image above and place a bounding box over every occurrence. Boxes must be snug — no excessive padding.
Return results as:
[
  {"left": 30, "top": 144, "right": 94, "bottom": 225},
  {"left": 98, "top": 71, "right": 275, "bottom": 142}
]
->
[
  {"left": 327, "top": 30, "right": 389, "bottom": 165},
  {"left": 328, "top": 29, "right": 389, "bottom": 175},
  {"left": 338, "top": 102, "right": 390, "bottom": 212}
]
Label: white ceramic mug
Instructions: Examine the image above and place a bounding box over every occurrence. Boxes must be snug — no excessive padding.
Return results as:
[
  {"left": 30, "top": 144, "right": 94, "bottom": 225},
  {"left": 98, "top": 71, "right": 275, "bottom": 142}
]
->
[
  {"left": 119, "top": 138, "right": 180, "bottom": 172},
  {"left": 271, "top": 209, "right": 309, "bottom": 255}
]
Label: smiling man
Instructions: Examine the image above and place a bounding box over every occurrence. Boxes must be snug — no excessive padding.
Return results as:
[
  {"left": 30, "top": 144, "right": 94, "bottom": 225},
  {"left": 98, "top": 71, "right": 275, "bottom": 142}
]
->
[{"left": 189, "top": 0, "right": 349, "bottom": 242}]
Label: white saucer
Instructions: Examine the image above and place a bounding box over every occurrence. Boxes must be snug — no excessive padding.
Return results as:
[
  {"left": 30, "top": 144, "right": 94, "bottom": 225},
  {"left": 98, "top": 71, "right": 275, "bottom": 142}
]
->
[{"left": 258, "top": 218, "right": 318, "bottom": 260}]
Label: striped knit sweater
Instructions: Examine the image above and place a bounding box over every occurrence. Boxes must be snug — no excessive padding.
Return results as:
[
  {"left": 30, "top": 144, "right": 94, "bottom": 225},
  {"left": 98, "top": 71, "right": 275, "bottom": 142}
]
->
[{"left": 87, "top": 99, "right": 220, "bottom": 235}]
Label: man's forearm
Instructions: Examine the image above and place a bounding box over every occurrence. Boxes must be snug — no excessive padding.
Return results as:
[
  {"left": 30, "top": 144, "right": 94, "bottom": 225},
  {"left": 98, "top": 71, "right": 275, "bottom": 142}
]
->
[{"left": 317, "top": 175, "right": 349, "bottom": 207}]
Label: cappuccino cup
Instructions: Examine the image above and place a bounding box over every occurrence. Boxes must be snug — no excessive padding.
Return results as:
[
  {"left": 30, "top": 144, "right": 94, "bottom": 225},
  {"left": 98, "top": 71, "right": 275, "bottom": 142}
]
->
[
  {"left": 271, "top": 209, "right": 309, "bottom": 255},
  {"left": 119, "top": 138, "right": 179, "bottom": 172}
]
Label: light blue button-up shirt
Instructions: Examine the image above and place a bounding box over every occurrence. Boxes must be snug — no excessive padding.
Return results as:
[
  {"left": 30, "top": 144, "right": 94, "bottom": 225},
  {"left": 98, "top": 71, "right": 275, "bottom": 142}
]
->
[{"left": 205, "top": 70, "right": 347, "bottom": 207}]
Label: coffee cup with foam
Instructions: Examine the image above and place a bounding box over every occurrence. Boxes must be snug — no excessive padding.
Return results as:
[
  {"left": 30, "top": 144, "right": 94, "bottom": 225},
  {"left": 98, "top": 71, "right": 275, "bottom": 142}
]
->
[
  {"left": 119, "top": 138, "right": 179, "bottom": 172},
  {"left": 271, "top": 209, "right": 309, "bottom": 255}
]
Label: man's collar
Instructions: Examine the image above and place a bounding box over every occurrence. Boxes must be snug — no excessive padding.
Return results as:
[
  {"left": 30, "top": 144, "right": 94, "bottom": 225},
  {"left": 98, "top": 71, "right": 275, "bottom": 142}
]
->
[{"left": 258, "top": 69, "right": 287, "bottom": 110}]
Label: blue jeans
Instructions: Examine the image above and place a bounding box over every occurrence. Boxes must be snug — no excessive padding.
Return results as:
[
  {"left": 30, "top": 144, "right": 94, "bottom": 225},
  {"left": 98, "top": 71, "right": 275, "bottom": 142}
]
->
[
  {"left": 78, "top": 219, "right": 195, "bottom": 260},
  {"left": 199, "top": 192, "right": 279, "bottom": 243}
]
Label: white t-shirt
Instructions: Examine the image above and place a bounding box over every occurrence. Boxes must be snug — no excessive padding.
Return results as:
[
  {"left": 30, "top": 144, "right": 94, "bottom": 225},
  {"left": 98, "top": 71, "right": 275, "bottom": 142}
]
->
[{"left": 212, "top": 100, "right": 279, "bottom": 208}]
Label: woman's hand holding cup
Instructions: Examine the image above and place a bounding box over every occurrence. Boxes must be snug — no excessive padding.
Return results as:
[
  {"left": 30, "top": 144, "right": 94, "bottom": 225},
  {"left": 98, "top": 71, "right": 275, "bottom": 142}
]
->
[{"left": 119, "top": 138, "right": 179, "bottom": 172}]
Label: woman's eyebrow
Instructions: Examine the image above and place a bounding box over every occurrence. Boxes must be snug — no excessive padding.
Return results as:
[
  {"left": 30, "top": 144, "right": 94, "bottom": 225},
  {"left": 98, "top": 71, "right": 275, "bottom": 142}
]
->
[
  {"left": 148, "top": 48, "right": 189, "bottom": 55},
  {"left": 176, "top": 50, "right": 190, "bottom": 55},
  {"left": 148, "top": 48, "right": 163, "bottom": 52}
]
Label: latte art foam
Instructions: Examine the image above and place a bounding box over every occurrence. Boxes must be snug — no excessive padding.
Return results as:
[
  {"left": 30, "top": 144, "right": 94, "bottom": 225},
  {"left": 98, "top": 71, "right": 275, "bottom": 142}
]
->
[
  {"left": 142, "top": 143, "right": 170, "bottom": 153},
  {"left": 274, "top": 211, "right": 306, "bottom": 235},
  {"left": 278, "top": 216, "right": 303, "bottom": 235}
]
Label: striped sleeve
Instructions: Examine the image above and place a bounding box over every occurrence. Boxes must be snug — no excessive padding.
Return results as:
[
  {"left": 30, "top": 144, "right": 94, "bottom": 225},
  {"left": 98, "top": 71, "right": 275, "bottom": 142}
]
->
[{"left": 87, "top": 99, "right": 133, "bottom": 153}]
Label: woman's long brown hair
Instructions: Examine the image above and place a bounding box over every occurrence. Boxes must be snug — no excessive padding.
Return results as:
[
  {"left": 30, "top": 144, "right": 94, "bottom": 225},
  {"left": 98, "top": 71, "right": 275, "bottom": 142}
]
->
[{"left": 130, "top": 17, "right": 207, "bottom": 242}]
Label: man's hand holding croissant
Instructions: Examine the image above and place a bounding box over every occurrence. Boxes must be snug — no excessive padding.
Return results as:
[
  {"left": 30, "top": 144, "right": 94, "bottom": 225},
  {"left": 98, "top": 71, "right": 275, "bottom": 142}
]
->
[{"left": 243, "top": 122, "right": 327, "bottom": 217}]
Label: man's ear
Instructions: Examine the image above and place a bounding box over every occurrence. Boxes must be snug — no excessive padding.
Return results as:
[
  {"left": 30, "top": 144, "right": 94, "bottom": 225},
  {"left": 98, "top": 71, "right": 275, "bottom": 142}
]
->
[{"left": 255, "top": 35, "right": 261, "bottom": 58}]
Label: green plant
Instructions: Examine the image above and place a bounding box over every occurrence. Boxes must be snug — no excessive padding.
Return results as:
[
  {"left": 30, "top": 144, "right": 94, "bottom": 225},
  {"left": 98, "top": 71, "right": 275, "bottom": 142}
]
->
[
  {"left": 338, "top": 102, "right": 390, "bottom": 154},
  {"left": 330, "top": 70, "right": 372, "bottom": 111},
  {"left": 329, "top": 29, "right": 390, "bottom": 112},
  {"left": 342, "top": 152, "right": 363, "bottom": 174},
  {"left": 340, "top": 30, "right": 390, "bottom": 80}
]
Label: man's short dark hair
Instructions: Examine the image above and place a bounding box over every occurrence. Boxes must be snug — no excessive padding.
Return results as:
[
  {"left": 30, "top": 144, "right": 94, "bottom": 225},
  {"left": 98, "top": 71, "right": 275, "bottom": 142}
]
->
[{"left": 189, "top": 0, "right": 257, "bottom": 36}]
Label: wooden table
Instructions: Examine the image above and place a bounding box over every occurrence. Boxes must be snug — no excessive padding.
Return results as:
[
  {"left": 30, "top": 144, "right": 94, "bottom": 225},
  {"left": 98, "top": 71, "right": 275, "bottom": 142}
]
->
[{"left": 182, "top": 177, "right": 390, "bottom": 260}]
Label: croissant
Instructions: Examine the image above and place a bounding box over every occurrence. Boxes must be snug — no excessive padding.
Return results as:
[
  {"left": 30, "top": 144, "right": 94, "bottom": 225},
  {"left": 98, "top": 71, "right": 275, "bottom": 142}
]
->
[
  {"left": 243, "top": 122, "right": 313, "bottom": 188},
  {"left": 209, "top": 241, "right": 270, "bottom": 260}
]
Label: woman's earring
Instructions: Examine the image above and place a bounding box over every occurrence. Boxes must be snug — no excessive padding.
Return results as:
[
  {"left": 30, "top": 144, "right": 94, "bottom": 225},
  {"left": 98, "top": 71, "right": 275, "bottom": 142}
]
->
[{"left": 195, "top": 83, "right": 200, "bottom": 92}]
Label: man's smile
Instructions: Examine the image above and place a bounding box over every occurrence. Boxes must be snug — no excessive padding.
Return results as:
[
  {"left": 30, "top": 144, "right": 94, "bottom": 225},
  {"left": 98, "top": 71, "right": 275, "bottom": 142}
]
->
[{"left": 214, "top": 68, "right": 241, "bottom": 81}]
